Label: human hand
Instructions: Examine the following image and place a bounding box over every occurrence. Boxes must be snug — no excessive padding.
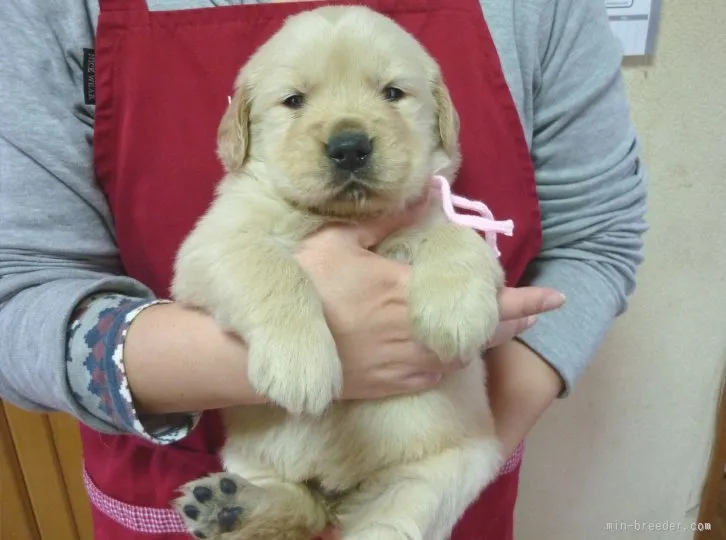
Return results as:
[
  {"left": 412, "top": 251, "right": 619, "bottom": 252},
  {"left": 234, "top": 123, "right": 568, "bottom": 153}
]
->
[
  {"left": 487, "top": 287, "right": 566, "bottom": 349},
  {"left": 295, "top": 193, "right": 565, "bottom": 401},
  {"left": 295, "top": 195, "right": 456, "bottom": 400}
]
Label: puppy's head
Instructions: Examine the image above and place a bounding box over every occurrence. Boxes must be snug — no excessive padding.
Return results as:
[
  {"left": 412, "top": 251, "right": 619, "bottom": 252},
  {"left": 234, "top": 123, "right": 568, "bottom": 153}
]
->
[{"left": 218, "top": 6, "right": 460, "bottom": 217}]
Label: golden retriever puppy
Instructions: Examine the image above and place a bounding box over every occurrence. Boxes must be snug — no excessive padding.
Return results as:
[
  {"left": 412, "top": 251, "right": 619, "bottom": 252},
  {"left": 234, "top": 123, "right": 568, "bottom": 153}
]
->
[{"left": 171, "top": 6, "right": 504, "bottom": 540}]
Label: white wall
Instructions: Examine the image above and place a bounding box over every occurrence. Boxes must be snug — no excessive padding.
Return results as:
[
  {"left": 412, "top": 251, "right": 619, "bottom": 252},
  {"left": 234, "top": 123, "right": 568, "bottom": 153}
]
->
[{"left": 515, "top": 1, "right": 726, "bottom": 538}]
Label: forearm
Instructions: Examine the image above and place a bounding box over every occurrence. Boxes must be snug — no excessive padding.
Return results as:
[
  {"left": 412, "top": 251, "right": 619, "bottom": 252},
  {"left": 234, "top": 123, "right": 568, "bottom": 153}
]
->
[
  {"left": 124, "top": 301, "right": 266, "bottom": 415},
  {"left": 486, "top": 339, "right": 562, "bottom": 456}
]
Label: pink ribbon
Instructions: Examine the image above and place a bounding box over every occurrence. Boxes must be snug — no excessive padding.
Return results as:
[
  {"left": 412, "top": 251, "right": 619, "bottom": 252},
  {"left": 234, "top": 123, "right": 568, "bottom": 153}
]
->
[{"left": 432, "top": 175, "right": 514, "bottom": 256}]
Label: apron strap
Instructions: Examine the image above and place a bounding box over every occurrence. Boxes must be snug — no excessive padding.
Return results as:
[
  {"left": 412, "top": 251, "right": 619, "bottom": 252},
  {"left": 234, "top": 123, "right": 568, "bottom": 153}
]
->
[{"left": 99, "top": 0, "right": 148, "bottom": 12}]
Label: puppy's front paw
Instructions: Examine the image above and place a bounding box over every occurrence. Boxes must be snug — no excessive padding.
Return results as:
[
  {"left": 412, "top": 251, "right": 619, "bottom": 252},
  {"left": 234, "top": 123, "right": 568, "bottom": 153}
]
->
[
  {"left": 408, "top": 256, "right": 501, "bottom": 363},
  {"left": 247, "top": 320, "right": 342, "bottom": 416}
]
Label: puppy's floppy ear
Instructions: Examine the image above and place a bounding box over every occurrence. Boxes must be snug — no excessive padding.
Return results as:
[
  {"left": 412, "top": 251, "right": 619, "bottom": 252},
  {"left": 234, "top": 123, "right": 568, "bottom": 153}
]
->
[
  {"left": 217, "top": 83, "right": 250, "bottom": 173},
  {"left": 432, "top": 73, "right": 460, "bottom": 164}
]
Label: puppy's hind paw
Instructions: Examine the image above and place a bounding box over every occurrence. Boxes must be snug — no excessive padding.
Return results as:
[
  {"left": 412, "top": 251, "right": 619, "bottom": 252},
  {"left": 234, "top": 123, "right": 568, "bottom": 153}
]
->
[
  {"left": 175, "top": 473, "right": 328, "bottom": 540},
  {"left": 175, "top": 473, "right": 261, "bottom": 539}
]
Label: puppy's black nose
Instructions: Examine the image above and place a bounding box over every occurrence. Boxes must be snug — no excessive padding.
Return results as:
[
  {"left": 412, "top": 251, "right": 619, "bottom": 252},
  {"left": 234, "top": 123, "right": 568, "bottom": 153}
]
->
[{"left": 326, "top": 132, "right": 372, "bottom": 172}]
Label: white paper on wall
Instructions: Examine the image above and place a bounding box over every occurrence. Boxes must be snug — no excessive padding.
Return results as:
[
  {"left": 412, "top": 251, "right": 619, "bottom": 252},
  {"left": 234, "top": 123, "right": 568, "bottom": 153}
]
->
[{"left": 606, "top": 0, "right": 662, "bottom": 56}]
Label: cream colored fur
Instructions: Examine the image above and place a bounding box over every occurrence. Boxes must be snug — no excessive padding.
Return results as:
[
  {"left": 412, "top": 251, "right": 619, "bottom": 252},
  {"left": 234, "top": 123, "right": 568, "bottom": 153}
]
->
[{"left": 171, "top": 6, "right": 505, "bottom": 540}]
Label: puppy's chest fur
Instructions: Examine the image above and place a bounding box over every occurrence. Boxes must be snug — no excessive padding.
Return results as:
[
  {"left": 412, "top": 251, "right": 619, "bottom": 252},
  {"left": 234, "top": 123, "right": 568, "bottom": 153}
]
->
[
  {"left": 215, "top": 175, "right": 446, "bottom": 262},
  {"left": 203, "top": 180, "right": 493, "bottom": 492}
]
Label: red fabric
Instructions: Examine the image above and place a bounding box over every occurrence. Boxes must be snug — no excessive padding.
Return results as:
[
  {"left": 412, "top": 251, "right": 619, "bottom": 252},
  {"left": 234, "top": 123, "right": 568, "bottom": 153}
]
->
[{"left": 85, "top": 0, "right": 542, "bottom": 538}]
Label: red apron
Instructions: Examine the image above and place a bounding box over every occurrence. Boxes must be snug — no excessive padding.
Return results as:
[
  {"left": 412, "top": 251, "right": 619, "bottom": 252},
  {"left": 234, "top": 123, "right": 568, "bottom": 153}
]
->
[{"left": 84, "top": 0, "right": 542, "bottom": 538}]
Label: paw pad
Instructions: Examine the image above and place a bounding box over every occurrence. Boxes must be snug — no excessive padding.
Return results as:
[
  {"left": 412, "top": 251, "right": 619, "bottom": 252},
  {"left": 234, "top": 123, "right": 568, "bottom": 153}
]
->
[
  {"left": 220, "top": 477, "right": 238, "bottom": 495},
  {"left": 218, "top": 505, "right": 244, "bottom": 532},
  {"left": 183, "top": 504, "right": 200, "bottom": 520},
  {"left": 192, "top": 486, "right": 213, "bottom": 503}
]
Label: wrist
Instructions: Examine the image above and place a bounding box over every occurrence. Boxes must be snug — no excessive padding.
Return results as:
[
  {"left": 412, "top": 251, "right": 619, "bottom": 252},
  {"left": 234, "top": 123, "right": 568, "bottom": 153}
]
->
[
  {"left": 511, "top": 338, "right": 565, "bottom": 397},
  {"left": 486, "top": 339, "right": 562, "bottom": 455}
]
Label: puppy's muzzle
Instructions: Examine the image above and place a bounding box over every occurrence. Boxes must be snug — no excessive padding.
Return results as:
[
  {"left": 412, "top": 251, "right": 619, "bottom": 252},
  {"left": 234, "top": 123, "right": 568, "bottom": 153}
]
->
[{"left": 326, "top": 132, "right": 372, "bottom": 173}]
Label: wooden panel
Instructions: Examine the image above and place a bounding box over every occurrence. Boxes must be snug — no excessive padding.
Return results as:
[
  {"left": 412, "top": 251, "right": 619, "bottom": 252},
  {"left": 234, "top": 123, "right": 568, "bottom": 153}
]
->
[
  {"left": 3, "top": 403, "right": 78, "bottom": 540},
  {"left": 48, "top": 414, "right": 93, "bottom": 540},
  {"left": 0, "top": 403, "right": 39, "bottom": 540},
  {"left": 697, "top": 378, "right": 726, "bottom": 540}
]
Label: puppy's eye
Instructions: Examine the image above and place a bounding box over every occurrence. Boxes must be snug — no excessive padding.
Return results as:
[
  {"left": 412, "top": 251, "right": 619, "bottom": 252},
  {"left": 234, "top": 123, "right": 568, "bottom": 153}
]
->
[
  {"left": 283, "top": 93, "right": 305, "bottom": 109},
  {"left": 382, "top": 86, "right": 405, "bottom": 102}
]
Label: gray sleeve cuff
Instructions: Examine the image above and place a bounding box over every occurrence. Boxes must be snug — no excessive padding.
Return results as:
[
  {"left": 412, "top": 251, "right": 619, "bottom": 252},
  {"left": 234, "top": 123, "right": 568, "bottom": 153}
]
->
[{"left": 66, "top": 293, "right": 201, "bottom": 444}]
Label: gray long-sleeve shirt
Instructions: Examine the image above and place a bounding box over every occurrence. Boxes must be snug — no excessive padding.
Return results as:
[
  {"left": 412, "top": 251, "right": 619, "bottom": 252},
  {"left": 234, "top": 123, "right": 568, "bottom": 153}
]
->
[{"left": 0, "top": 0, "right": 647, "bottom": 435}]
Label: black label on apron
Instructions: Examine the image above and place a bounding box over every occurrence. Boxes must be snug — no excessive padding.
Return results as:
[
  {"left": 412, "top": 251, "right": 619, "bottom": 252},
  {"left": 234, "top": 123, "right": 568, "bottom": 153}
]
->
[{"left": 83, "top": 48, "right": 96, "bottom": 105}]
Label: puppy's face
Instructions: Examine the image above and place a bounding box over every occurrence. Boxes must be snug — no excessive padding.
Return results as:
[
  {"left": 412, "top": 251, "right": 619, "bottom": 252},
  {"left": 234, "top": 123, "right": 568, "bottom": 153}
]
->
[{"left": 218, "top": 6, "right": 460, "bottom": 217}]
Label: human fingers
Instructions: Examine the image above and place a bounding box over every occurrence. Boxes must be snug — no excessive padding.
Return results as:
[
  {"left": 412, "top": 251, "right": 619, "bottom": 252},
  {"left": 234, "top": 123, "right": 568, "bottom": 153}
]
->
[
  {"left": 383, "top": 371, "right": 444, "bottom": 398},
  {"left": 485, "top": 316, "right": 539, "bottom": 349},
  {"left": 390, "top": 340, "right": 468, "bottom": 374},
  {"left": 497, "top": 286, "right": 565, "bottom": 321},
  {"left": 353, "top": 191, "right": 431, "bottom": 248},
  {"left": 360, "top": 372, "right": 445, "bottom": 400},
  {"left": 312, "top": 526, "right": 341, "bottom": 540}
]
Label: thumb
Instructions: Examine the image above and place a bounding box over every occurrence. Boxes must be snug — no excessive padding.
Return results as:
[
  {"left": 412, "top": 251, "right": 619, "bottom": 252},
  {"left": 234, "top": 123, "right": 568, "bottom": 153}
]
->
[{"left": 353, "top": 191, "right": 432, "bottom": 248}]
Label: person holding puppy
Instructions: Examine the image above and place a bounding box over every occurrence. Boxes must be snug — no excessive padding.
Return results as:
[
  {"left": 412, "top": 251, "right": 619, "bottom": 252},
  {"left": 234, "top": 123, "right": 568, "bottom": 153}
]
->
[{"left": 0, "top": 0, "right": 646, "bottom": 539}]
